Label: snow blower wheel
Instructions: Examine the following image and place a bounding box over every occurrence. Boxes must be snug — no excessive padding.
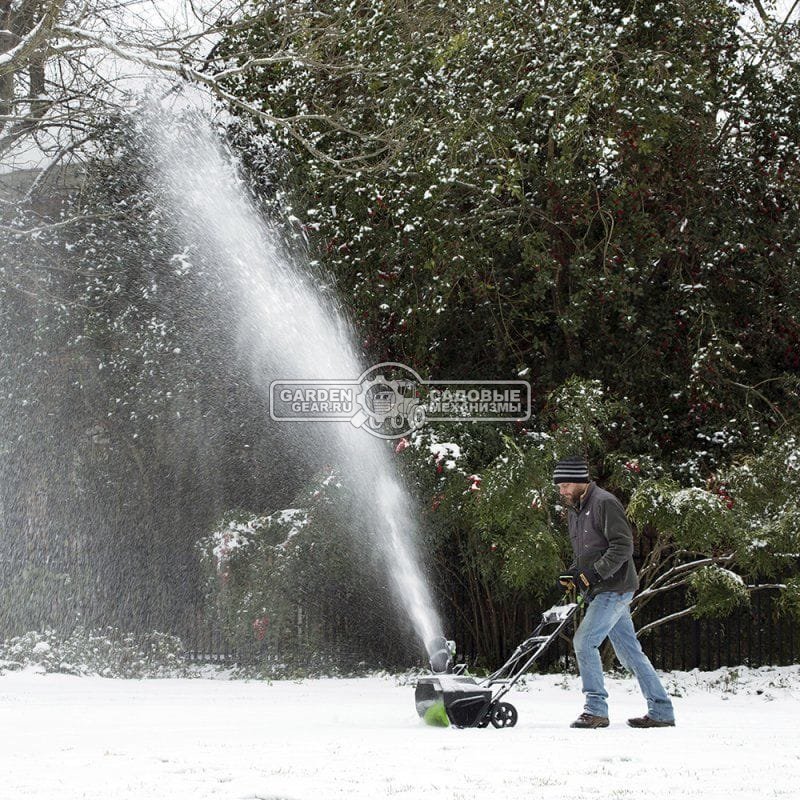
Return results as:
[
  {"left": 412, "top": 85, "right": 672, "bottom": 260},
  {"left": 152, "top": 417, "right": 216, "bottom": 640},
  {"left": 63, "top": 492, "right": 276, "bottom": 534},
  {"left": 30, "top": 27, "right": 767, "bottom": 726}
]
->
[{"left": 490, "top": 702, "right": 518, "bottom": 728}]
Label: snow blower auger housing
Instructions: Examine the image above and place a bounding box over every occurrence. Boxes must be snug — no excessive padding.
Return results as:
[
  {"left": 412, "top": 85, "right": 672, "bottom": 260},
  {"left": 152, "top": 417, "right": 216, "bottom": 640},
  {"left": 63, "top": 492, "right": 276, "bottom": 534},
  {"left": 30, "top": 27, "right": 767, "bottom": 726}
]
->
[{"left": 415, "top": 597, "right": 583, "bottom": 728}]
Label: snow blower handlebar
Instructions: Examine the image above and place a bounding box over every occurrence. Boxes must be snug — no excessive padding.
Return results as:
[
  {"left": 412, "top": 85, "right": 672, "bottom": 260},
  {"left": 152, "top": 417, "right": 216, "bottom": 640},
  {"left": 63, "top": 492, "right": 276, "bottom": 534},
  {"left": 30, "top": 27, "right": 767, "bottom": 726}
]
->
[
  {"left": 558, "top": 575, "right": 598, "bottom": 615},
  {"left": 558, "top": 573, "right": 576, "bottom": 591}
]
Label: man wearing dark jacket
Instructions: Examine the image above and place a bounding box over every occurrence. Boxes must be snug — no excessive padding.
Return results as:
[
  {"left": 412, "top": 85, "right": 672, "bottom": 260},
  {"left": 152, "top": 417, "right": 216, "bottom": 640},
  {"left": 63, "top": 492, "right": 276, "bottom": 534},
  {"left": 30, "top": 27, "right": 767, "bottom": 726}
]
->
[{"left": 554, "top": 455, "right": 676, "bottom": 729}]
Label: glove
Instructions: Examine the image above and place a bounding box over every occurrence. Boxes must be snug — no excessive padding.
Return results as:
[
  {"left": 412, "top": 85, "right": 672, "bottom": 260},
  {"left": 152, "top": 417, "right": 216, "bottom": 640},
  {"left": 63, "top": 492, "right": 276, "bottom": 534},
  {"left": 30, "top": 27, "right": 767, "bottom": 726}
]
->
[
  {"left": 574, "top": 566, "right": 602, "bottom": 591},
  {"left": 559, "top": 566, "right": 602, "bottom": 592}
]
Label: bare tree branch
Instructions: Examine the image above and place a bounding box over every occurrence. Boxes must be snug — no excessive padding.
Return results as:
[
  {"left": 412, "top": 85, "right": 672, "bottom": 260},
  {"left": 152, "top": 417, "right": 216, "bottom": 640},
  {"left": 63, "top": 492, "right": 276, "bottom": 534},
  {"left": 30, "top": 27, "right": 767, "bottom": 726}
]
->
[
  {"left": 637, "top": 604, "right": 698, "bottom": 638},
  {"left": 0, "top": 0, "right": 64, "bottom": 78}
]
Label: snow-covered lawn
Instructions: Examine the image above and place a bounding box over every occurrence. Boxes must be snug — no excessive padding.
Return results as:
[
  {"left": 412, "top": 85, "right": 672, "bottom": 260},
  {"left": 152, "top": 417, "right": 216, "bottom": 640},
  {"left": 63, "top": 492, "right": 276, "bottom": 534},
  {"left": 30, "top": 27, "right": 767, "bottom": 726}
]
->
[{"left": 3, "top": 665, "right": 799, "bottom": 799}]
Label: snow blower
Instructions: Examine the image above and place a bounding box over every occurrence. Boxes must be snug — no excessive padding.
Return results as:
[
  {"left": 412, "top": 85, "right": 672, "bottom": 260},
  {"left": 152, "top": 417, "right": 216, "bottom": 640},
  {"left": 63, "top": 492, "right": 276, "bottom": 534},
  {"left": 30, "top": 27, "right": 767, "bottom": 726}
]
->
[{"left": 415, "top": 591, "right": 586, "bottom": 728}]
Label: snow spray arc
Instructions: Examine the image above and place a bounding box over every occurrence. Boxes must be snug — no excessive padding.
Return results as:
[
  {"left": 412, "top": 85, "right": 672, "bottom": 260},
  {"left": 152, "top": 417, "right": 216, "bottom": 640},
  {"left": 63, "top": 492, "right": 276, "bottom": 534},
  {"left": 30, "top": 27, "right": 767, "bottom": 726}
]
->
[
  {"left": 271, "top": 361, "right": 531, "bottom": 440},
  {"left": 145, "top": 112, "right": 442, "bottom": 662}
]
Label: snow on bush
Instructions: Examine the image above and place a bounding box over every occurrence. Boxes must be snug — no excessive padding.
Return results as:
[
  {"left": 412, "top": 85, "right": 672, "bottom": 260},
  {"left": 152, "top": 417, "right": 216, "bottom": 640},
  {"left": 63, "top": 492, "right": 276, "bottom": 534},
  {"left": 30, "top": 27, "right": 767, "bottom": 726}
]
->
[{"left": 0, "top": 628, "right": 190, "bottom": 678}]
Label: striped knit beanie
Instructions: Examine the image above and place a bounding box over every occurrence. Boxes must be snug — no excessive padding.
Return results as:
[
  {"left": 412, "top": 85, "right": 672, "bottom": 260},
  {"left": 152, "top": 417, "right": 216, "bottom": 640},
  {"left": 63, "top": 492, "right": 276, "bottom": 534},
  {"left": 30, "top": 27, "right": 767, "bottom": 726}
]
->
[{"left": 553, "top": 455, "right": 590, "bottom": 484}]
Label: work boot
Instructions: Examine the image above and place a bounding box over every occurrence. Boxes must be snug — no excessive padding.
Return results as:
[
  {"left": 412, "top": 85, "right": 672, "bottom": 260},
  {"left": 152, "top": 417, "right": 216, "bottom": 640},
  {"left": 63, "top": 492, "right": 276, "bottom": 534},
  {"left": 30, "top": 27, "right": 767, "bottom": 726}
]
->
[
  {"left": 627, "top": 715, "right": 675, "bottom": 728},
  {"left": 570, "top": 712, "right": 609, "bottom": 728}
]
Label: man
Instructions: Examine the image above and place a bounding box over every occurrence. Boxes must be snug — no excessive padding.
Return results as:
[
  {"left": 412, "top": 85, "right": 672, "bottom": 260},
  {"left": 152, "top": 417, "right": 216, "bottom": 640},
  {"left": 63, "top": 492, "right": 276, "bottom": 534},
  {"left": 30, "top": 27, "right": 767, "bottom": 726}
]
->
[{"left": 554, "top": 455, "right": 676, "bottom": 729}]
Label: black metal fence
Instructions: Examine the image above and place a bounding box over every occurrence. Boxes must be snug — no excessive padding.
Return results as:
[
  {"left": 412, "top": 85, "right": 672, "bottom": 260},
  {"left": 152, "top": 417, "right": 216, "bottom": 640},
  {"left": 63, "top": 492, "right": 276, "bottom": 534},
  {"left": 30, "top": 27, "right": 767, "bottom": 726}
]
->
[
  {"left": 636, "top": 588, "right": 798, "bottom": 671},
  {"left": 181, "top": 588, "right": 800, "bottom": 672},
  {"left": 527, "top": 588, "right": 799, "bottom": 673},
  {"left": 182, "top": 623, "right": 239, "bottom": 665}
]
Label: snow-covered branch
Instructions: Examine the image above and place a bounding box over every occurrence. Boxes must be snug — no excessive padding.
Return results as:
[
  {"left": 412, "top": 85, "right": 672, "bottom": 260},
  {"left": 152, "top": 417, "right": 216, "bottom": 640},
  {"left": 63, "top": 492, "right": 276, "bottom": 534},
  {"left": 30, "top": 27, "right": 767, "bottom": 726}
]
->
[
  {"left": 50, "top": 24, "right": 394, "bottom": 170},
  {"left": 638, "top": 554, "right": 736, "bottom": 598},
  {"left": 53, "top": 24, "right": 193, "bottom": 77},
  {"left": 0, "top": 0, "right": 64, "bottom": 76},
  {"left": 747, "top": 583, "right": 788, "bottom": 591},
  {"left": 0, "top": 212, "right": 107, "bottom": 236},
  {"left": 636, "top": 605, "right": 698, "bottom": 638}
]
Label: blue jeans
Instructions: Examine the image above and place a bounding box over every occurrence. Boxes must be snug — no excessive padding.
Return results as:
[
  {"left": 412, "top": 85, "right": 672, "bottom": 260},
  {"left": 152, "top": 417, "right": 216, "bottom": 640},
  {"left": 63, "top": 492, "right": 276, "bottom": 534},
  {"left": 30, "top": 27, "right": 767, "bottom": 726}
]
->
[{"left": 572, "top": 591, "right": 675, "bottom": 721}]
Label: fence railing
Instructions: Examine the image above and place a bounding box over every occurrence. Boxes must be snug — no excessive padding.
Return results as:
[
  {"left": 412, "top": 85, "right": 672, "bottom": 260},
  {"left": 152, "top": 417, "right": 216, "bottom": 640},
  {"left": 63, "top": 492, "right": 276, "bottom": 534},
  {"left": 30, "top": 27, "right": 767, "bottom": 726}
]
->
[
  {"left": 181, "top": 588, "right": 800, "bottom": 672},
  {"left": 637, "top": 588, "right": 798, "bottom": 671},
  {"left": 180, "top": 620, "right": 239, "bottom": 665}
]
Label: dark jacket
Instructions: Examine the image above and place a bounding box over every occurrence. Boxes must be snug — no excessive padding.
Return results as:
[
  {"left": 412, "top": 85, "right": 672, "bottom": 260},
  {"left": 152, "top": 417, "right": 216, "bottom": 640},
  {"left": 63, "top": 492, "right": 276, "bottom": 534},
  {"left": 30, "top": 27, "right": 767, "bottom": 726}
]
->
[{"left": 567, "top": 482, "right": 639, "bottom": 594}]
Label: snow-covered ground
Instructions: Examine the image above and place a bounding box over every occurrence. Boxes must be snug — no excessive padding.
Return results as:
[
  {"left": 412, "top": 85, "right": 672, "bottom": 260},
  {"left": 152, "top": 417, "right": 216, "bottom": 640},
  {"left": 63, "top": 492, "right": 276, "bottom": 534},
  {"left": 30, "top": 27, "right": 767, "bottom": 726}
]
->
[{"left": 3, "top": 665, "right": 799, "bottom": 799}]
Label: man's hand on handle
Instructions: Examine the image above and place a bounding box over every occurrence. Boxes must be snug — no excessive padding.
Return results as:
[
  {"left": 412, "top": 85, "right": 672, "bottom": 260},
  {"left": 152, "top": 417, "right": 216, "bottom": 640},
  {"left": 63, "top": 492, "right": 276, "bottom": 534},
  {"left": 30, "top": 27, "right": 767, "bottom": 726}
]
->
[
  {"left": 558, "top": 573, "right": 577, "bottom": 592},
  {"left": 559, "top": 566, "right": 602, "bottom": 593}
]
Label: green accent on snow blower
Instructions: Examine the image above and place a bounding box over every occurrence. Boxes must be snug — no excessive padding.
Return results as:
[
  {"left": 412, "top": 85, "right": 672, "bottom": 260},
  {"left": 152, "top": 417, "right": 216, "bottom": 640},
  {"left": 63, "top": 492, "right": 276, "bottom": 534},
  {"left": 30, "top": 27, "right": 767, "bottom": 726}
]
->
[{"left": 422, "top": 700, "right": 450, "bottom": 727}]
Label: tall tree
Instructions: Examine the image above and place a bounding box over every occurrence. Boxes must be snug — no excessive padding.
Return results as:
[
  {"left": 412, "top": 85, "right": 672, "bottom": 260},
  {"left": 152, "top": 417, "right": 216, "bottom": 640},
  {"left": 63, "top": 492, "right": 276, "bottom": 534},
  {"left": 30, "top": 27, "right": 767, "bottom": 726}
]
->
[{"left": 212, "top": 0, "right": 800, "bottom": 465}]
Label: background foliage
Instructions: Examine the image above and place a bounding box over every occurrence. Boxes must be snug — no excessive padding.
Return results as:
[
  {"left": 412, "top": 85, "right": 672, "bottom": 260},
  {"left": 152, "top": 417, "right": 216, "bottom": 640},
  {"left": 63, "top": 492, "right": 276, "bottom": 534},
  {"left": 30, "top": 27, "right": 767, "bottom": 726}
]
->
[{"left": 1, "top": 0, "right": 799, "bottom": 669}]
